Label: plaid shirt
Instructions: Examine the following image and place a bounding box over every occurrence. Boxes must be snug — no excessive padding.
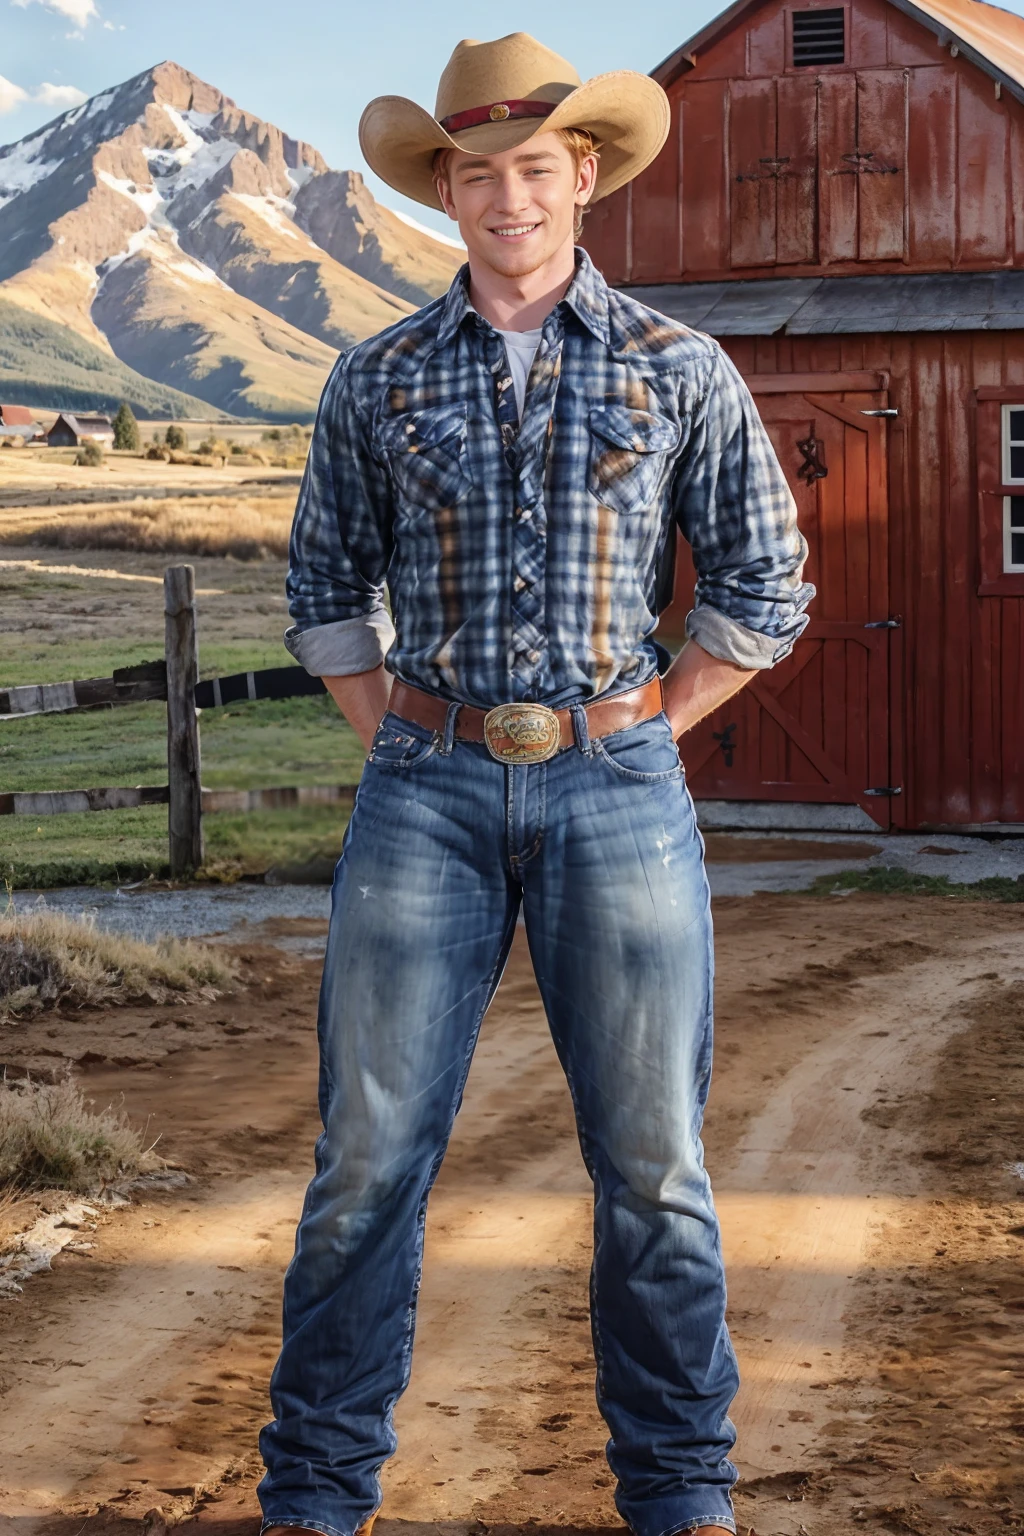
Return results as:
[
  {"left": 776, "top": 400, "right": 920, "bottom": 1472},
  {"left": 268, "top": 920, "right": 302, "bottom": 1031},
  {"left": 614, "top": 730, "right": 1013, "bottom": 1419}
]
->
[{"left": 285, "top": 249, "right": 813, "bottom": 707}]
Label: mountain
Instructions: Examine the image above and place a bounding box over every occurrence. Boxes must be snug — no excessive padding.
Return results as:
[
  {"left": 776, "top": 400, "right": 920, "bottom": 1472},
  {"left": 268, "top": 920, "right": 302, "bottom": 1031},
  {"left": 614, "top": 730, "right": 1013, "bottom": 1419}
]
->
[
  {"left": 0, "top": 62, "right": 464, "bottom": 420},
  {"left": 295, "top": 171, "right": 466, "bottom": 308},
  {"left": 0, "top": 297, "right": 229, "bottom": 419}
]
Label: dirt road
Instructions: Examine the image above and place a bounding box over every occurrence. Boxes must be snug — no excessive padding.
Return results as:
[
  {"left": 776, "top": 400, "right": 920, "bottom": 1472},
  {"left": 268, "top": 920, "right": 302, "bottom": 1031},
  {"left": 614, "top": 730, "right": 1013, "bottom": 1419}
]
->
[{"left": 1, "top": 893, "right": 1022, "bottom": 1536}]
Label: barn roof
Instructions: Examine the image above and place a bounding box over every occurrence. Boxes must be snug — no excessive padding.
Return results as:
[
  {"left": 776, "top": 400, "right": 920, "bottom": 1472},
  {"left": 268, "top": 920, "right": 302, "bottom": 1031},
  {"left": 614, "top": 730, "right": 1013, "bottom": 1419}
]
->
[
  {"left": 49, "top": 412, "right": 114, "bottom": 432},
  {"left": 655, "top": 0, "right": 1024, "bottom": 104},
  {"left": 0, "top": 404, "right": 34, "bottom": 426},
  {"left": 622, "top": 270, "right": 1024, "bottom": 333}
]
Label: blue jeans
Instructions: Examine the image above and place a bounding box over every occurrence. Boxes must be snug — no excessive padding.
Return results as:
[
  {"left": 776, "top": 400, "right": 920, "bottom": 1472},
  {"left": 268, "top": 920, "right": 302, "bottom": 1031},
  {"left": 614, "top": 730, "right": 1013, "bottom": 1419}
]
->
[{"left": 258, "top": 707, "right": 739, "bottom": 1536}]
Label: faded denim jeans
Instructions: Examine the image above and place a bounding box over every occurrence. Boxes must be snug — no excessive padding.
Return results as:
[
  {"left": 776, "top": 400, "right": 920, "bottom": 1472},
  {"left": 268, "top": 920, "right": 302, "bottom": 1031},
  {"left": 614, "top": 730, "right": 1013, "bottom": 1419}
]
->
[{"left": 258, "top": 705, "right": 739, "bottom": 1536}]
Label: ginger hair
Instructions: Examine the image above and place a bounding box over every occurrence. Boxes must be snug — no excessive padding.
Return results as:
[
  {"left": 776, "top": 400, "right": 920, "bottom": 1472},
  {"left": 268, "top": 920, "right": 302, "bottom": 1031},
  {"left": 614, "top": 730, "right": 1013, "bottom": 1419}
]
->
[{"left": 433, "top": 127, "right": 600, "bottom": 240}]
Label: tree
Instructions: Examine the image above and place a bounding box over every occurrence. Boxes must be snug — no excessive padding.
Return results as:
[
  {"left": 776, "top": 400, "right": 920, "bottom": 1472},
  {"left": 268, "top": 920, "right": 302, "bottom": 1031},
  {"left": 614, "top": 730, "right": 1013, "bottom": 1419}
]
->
[
  {"left": 165, "top": 423, "right": 187, "bottom": 451},
  {"left": 112, "top": 402, "right": 140, "bottom": 452}
]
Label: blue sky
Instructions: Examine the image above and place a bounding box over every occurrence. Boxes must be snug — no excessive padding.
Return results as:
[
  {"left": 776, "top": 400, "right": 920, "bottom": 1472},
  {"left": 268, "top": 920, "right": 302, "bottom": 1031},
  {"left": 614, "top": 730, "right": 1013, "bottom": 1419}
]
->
[{"left": 3, "top": 0, "right": 1024, "bottom": 237}]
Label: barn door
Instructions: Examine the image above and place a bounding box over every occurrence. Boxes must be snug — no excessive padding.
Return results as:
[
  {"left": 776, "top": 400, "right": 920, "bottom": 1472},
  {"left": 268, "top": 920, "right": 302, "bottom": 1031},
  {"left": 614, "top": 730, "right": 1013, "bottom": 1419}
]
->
[
  {"left": 729, "top": 77, "right": 819, "bottom": 267},
  {"left": 678, "top": 381, "right": 895, "bottom": 828}
]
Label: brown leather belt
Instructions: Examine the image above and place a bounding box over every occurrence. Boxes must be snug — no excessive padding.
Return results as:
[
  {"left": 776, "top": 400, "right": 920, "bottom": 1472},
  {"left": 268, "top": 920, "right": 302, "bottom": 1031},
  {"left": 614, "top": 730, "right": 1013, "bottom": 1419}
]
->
[{"left": 388, "top": 676, "right": 664, "bottom": 765}]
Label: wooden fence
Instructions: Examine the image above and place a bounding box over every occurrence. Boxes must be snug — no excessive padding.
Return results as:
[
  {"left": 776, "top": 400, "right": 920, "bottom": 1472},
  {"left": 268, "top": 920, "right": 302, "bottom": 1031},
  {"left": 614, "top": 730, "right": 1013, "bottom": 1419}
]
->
[{"left": 0, "top": 563, "right": 357, "bottom": 878}]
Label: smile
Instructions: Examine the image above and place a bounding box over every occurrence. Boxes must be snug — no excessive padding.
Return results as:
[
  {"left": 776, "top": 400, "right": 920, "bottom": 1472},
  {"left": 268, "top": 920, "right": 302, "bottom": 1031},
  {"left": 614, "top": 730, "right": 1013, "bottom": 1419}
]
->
[{"left": 490, "top": 223, "right": 540, "bottom": 238}]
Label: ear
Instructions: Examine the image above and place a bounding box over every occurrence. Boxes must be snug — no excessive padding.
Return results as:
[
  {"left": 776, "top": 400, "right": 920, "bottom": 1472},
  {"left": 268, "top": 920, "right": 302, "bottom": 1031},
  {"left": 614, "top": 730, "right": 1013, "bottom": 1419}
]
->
[
  {"left": 574, "top": 152, "right": 599, "bottom": 209},
  {"left": 435, "top": 170, "right": 458, "bottom": 222}
]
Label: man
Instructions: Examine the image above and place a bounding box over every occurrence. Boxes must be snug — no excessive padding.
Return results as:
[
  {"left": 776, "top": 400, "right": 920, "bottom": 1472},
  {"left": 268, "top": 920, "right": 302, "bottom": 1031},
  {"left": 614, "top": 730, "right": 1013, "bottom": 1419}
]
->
[{"left": 259, "top": 32, "right": 813, "bottom": 1536}]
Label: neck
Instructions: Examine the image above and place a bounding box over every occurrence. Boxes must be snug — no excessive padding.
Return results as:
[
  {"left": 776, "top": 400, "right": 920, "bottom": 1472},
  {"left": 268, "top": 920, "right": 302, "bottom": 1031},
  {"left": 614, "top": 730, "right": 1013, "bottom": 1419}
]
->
[{"left": 467, "top": 238, "right": 577, "bottom": 332}]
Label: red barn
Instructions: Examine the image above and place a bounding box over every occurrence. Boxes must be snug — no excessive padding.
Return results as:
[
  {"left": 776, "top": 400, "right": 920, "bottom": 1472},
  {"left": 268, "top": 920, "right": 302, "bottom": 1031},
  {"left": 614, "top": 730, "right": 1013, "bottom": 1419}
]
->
[{"left": 584, "top": 0, "right": 1024, "bottom": 832}]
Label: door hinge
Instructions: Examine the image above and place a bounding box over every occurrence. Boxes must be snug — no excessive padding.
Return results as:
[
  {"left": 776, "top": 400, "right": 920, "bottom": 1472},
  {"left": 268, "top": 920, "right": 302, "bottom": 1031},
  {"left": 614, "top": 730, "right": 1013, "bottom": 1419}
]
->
[
  {"left": 864, "top": 617, "right": 902, "bottom": 628},
  {"left": 861, "top": 408, "right": 899, "bottom": 417},
  {"left": 863, "top": 786, "right": 903, "bottom": 796}
]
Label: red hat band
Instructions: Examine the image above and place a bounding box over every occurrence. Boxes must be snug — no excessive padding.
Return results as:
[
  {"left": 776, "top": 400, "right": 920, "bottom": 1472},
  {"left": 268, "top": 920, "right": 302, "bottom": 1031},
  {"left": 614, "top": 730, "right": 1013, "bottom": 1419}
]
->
[{"left": 439, "top": 99, "right": 556, "bottom": 135}]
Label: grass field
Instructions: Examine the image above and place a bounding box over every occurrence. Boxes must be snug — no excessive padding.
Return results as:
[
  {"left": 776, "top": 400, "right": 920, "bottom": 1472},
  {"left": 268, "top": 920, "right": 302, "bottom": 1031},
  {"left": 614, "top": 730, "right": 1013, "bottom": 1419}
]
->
[
  {"left": 0, "top": 501, "right": 367, "bottom": 887},
  {"left": 0, "top": 496, "right": 293, "bottom": 560}
]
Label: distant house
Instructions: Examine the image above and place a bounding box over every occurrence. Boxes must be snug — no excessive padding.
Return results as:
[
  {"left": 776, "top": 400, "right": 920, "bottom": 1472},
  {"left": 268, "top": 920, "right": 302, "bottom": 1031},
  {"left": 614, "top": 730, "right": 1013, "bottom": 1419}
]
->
[
  {"left": 46, "top": 412, "right": 115, "bottom": 448},
  {"left": 0, "top": 405, "right": 35, "bottom": 429},
  {"left": 0, "top": 404, "right": 42, "bottom": 444}
]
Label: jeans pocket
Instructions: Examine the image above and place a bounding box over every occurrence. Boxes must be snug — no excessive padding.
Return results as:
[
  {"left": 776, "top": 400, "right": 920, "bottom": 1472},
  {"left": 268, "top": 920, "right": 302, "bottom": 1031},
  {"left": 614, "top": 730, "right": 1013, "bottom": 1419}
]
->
[
  {"left": 367, "top": 712, "right": 439, "bottom": 772},
  {"left": 595, "top": 711, "right": 684, "bottom": 782},
  {"left": 588, "top": 405, "right": 680, "bottom": 517}
]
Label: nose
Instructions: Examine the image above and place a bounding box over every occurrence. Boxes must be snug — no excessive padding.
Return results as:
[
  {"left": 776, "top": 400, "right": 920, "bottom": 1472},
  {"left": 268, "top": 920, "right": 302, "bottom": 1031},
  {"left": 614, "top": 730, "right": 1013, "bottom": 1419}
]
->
[{"left": 491, "top": 170, "right": 532, "bottom": 217}]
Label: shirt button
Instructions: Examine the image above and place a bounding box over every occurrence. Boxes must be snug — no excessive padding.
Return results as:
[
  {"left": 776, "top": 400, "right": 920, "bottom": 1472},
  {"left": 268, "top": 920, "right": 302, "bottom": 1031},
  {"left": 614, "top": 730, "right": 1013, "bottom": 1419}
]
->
[
  {"left": 515, "top": 506, "right": 531, "bottom": 522},
  {"left": 513, "top": 575, "right": 529, "bottom": 593},
  {"left": 527, "top": 649, "right": 541, "bottom": 663}
]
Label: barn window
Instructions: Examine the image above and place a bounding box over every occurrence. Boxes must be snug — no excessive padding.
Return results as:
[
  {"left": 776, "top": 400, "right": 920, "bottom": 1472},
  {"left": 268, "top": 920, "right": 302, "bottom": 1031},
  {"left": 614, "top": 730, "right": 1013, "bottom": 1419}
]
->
[
  {"left": 977, "top": 393, "right": 1024, "bottom": 593},
  {"left": 1002, "top": 404, "right": 1024, "bottom": 483},
  {"left": 1006, "top": 497, "right": 1024, "bottom": 572},
  {"left": 791, "top": 7, "right": 846, "bottom": 66}
]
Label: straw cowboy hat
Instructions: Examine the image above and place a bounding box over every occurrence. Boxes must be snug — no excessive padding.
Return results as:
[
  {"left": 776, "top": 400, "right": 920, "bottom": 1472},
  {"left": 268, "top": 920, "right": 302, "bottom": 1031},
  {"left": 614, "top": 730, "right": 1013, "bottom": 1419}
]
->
[{"left": 358, "top": 32, "right": 670, "bottom": 212}]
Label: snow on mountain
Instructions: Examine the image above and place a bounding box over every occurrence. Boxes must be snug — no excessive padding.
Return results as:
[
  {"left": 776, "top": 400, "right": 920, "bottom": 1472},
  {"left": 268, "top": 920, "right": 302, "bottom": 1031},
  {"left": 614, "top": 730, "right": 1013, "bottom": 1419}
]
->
[{"left": 392, "top": 207, "right": 466, "bottom": 251}]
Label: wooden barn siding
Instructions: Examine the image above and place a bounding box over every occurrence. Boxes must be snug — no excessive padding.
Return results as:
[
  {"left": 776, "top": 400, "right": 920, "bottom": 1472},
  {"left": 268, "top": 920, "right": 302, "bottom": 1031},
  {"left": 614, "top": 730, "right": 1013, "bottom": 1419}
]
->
[
  {"left": 582, "top": 0, "right": 1024, "bottom": 283},
  {"left": 659, "top": 331, "right": 1024, "bottom": 827}
]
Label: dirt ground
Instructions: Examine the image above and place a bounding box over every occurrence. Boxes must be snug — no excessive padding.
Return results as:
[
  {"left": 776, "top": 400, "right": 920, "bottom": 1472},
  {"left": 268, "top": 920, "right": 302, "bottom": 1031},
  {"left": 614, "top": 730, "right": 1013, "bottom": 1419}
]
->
[{"left": 1, "top": 892, "right": 1023, "bottom": 1536}]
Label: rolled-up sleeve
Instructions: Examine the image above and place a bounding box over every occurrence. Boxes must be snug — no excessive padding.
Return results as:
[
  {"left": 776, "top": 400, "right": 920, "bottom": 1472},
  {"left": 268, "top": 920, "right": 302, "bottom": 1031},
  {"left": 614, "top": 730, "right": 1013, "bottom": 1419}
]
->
[
  {"left": 284, "top": 354, "right": 396, "bottom": 677},
  {"left": 673, "top": 345, "right": 815, "bottom": 669}
]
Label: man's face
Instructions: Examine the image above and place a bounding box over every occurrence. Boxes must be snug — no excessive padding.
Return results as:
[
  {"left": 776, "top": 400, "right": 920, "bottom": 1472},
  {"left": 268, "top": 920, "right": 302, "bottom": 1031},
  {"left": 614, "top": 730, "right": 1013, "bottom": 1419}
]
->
[{"left": 436, "top": 132, "right": 597, "bottom": 279}]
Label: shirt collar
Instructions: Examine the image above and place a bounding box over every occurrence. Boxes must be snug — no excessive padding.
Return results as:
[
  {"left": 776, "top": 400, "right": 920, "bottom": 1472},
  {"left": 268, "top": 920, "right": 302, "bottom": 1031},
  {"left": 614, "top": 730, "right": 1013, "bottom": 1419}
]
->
[
  {"left": 560, "top": 248, "right": 611, "bottom": 347},
  {"left": 436, "top": 263, "right": 473, "bottom": 350},
  {"left": 434, "top": 247, "right": 611, "bottom": 352}
]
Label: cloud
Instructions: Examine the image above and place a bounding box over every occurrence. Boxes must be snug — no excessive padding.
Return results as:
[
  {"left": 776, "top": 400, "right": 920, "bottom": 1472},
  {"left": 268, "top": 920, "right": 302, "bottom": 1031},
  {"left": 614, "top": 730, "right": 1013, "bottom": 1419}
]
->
[
  {"left": 34, "top": 80, "right": 88, "bottom": 107},
  {"left": 0, "top": 74, "right": 29, "bottom": 114},
  {"left": 0, "top": 74, "right": 89, "bottom": 113},
  {"left": 11, "top": 0, "right": 99, "bottom": 26}
]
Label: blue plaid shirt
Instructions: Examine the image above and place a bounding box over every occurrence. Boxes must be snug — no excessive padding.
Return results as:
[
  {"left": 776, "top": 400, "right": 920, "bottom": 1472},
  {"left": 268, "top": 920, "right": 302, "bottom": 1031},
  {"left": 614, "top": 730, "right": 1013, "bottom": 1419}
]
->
[{"left": 285, "top": 249, "right": 813, "bottom": 707}]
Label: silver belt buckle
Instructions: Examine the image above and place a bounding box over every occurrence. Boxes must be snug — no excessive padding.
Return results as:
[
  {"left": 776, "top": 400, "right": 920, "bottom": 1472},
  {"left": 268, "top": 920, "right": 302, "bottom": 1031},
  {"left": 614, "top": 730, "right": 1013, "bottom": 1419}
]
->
[{"left": 483, "top": 702, "right": 561, "bottom": 764}]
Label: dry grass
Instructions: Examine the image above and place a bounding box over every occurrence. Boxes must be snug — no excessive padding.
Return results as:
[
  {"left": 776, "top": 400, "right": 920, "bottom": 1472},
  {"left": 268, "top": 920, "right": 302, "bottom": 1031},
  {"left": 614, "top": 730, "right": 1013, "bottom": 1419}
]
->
[
  {"left": 0, "top": 904, "right": 236, "bottom": 1019},
  {"left": 0, "top": 1183, "right": 34, "bottom": 1247},
  {"left": 0, "top": 1074, "right": 160, "bottom": 1192},
  {"left": 0, "top": 494, "right": 294, "bottom": 560}
]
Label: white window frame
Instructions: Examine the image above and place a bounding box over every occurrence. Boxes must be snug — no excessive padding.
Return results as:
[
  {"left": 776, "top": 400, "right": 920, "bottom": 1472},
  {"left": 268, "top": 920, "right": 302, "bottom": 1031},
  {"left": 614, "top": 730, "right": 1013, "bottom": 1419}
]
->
[
  {"left": 1000, "top": 402, "right": 1024, "bottom": 484},
  {"left": 1004, "top": 495, "right": 1024, "bottom": 574}
]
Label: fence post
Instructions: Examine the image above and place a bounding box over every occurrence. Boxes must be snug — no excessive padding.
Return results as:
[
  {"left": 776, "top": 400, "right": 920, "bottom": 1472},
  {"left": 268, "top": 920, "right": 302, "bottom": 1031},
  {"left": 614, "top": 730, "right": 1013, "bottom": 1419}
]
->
[{"left": 164, "top": 564, "right": 204, "bottom": 876}]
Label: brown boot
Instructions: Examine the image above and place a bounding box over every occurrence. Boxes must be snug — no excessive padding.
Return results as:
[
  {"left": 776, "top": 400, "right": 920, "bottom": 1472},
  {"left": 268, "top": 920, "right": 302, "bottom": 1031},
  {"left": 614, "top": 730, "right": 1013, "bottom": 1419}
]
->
[{"left": 263, "top": 1519, "right": 377, "bottom": 1536}]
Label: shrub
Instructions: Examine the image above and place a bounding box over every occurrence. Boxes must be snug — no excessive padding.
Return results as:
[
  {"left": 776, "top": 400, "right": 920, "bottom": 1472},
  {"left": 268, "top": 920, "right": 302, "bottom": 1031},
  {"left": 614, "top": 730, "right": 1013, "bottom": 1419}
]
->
[
  {"left": 145, "top": 443, "right": 170, "bottom": 461},
  {"left": 164, "top": 423, "right": 187, "bottom": 451},
  {"left": 74, "top": 441, "right": 103, "bottom": 467},
  {"left": 0, "top": 904, "right": 236, "bottom": 1020},
  {"left": 230, "top": 442, "right": 246, "bottom": 455},
  {"left": 112, "top": 402, "right": 140, "bottom": 452},
  {"left": 0, "top": 1074, "right": 160, "bottom": 1193}
]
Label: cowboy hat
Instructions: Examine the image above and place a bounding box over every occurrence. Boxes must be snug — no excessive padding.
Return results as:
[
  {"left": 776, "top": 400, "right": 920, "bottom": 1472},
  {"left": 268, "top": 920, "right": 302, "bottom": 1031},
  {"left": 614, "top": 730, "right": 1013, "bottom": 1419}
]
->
[{"left": 358, "top": 32, "right": 670, "bottom": 212}]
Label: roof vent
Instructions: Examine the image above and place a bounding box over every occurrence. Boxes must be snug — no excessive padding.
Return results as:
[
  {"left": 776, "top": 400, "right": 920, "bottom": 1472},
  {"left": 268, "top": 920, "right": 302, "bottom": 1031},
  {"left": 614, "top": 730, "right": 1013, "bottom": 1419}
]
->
[{"left": 792, "top": 7, "right": 846, "bottom": 66}]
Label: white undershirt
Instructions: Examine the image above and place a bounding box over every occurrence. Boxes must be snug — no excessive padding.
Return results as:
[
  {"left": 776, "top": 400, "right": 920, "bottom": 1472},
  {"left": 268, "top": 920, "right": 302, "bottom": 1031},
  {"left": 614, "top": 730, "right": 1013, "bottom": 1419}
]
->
[{"left": 497, "top": 327, "right": 544, "bottom": 420}]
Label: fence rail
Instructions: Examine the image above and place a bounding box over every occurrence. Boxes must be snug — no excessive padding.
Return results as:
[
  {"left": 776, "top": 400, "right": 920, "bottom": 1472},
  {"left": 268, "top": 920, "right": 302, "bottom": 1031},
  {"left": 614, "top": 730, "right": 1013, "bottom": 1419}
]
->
[
  {"left": 0, "top": 564, "right": 344, "bottom": 877},
  {"left": 0, "top": 662, "right": 327, "bottom": 720},
  {"left": 0, "top": 661, "right": 167, "bottom": 718},
  {"left": 0, "top": 783, "right": 358, "bottom": 819}
]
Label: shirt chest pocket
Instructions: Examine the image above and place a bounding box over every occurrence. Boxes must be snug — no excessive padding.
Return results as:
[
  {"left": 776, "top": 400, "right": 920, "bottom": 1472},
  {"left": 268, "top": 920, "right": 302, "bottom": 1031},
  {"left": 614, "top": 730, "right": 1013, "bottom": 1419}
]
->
[
  {"left": 379, "top": 403, "right": 472, "bottom": 516},
  {"left": 588, "top": 405, "right": 680, "bottom": 517}
]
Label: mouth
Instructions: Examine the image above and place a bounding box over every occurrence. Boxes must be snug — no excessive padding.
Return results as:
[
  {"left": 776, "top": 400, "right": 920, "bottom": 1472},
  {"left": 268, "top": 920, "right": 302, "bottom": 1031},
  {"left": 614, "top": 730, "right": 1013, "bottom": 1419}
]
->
[{"left": 488, "top": 223, "right": 541, "bottom": 240}]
